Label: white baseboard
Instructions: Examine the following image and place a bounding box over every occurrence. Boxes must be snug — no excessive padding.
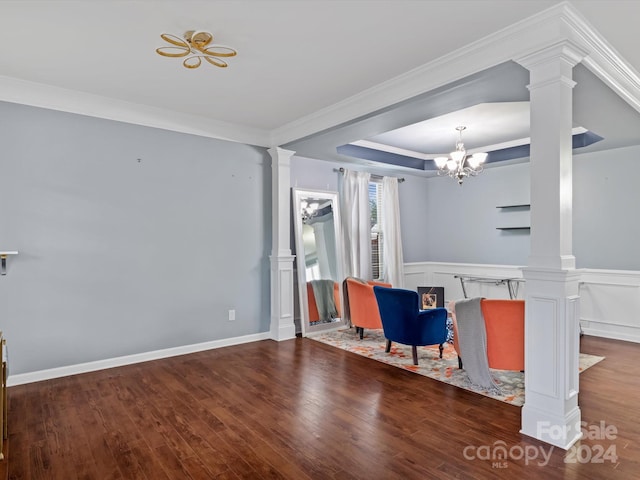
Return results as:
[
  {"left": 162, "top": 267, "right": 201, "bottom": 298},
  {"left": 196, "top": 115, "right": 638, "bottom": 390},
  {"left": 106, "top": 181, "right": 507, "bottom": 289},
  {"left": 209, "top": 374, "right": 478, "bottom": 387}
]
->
[
  {"left": 581, "top": 326, "right": 640, "bottom": 344},
  {"left": 7, "top": 332, "right": 271, "bottom": 387}
]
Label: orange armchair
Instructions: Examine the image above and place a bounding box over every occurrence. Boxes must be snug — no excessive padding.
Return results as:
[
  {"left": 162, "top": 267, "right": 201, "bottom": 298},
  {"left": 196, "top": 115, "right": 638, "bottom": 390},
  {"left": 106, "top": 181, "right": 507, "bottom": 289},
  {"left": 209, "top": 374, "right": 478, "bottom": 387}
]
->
[
  {"left": 307, "top": 281, "right": 341, "bottom": 323},
  {"left": 344, "top": 278, "right": 392, "bottom": 339},
  {"left": 451, "top": 299, "right": 524, "bottom": 371}
]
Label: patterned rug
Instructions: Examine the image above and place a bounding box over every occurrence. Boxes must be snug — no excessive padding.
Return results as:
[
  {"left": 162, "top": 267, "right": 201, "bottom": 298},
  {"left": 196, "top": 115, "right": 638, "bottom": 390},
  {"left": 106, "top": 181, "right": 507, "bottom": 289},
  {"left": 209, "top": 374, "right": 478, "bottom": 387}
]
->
[{"left": 309, "top": 327, "right": 604, "bottom": 407}]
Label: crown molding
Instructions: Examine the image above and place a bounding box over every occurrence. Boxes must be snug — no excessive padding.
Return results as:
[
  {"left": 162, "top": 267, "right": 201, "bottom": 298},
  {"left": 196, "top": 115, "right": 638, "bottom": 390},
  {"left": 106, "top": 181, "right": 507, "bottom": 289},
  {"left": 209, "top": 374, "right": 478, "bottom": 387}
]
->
[
  {"left": 352, "top": 126, "right": 589, "bottom": 162},
  {"left": 0, "top": 75, "right": 271, "bottom": 147},
  {"left": 271, "top": 2, "right": 572, "bottom": 146},
  {"left": 272, "top": 1, "right": 640, "bottom": 147},
  {"left": 560, "top": 4, "right": 640, "bottom": 114},
  {"left": 1, "top": 2, "right": 638, "bottom": 150}
]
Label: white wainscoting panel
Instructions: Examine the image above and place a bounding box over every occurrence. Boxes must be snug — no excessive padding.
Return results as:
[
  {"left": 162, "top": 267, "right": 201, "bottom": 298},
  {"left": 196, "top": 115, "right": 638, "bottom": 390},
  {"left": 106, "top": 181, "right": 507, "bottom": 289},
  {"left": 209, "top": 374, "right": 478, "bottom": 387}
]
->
[
  {"left": 404, "top": 262, "right": 640, "bottom": 343},
  {"left": 578, "top": 268, "right": 640, "bottom": 343},
  {"left": 404, "top": 262, "right": 525, "bottom": 305},
  {"left": 566, "top": 295, "right": 580, "bottom": 400},
  {"left": 528, "top": 296, "right": 558, "bottom": 398}
]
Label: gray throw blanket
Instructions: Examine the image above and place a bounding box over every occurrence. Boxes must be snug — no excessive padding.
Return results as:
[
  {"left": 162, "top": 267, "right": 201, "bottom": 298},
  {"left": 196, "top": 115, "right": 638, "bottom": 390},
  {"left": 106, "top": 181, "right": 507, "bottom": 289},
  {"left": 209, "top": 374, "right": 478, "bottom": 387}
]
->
[
  {"left": 310, "top": 279, "right": 338, "bottom": 322},
  {"left": 455, "top": 297, "right": 501, "bottom": 393}
]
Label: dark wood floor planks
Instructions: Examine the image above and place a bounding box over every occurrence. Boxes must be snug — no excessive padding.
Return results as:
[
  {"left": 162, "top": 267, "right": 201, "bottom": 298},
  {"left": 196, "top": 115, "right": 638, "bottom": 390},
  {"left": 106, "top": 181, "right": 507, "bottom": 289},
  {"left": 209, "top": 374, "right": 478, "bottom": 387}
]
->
[{"left": 3, "top": 333, "right": 640, "bottom": 479}]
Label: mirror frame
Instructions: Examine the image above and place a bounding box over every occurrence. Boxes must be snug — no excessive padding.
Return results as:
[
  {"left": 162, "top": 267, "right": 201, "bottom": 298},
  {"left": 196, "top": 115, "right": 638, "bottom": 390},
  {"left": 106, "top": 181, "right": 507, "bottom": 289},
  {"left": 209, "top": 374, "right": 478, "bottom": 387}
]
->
[{"left": 292, "top": 188, "right": 344, "bottom": 336}]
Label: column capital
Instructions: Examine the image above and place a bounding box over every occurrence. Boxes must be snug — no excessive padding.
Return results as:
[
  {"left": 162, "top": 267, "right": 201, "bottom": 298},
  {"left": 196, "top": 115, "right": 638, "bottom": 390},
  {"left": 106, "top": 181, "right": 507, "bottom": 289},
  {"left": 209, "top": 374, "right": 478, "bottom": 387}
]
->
[
  {"left": 269, "top": 254, "right": 296, "bottom": 262},
  {"left": 516, "top": 41, "right": 588, "bottom": 91},
  {"left": 515, "top": 40, "right": 587, "bottom": 71},
  {"left": 268, "top": 147, "right": 296, "bottom": 163}
]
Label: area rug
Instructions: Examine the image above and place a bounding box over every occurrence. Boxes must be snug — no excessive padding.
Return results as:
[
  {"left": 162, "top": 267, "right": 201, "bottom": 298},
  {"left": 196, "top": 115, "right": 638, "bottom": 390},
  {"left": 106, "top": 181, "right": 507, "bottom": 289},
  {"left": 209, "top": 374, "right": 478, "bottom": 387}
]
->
[{"left": 310, "top": 328, "right": 604, "bottom": 407}]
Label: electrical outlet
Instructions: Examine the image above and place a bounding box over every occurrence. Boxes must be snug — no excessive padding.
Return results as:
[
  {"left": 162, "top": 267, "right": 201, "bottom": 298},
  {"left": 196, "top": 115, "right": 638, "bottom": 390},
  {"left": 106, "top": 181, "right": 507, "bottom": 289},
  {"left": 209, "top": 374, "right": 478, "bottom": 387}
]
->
[{"left": 228, "top": 309, "right": 236, "bottom": 321}]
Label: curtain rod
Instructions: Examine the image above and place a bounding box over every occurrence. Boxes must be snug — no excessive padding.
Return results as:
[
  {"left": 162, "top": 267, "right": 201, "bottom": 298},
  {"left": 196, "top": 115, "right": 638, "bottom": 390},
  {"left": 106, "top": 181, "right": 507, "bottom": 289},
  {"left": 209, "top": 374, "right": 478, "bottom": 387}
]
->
[{"left": 333, "top": 167, "right": 405, "bottom": 183}]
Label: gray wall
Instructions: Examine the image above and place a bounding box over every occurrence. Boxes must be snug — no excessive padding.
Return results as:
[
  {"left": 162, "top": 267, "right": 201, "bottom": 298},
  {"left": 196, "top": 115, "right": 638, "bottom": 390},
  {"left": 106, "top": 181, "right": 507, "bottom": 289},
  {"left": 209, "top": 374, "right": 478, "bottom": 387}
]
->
[
  {"left": 573, "top": 144, "right": 640, "bottom": 270},
  {"left": 416, "top": 162, "right": 531, "bottom": 265},
  {"left": 7, "top": 104, "right": 635, "bottom": 376},
  {"left": 291, "top": 155, "right": 342, "bottom": 192},
  {"left": 291, "top": 146, "right": 640, "bottom": 271},
  {"left": 415, "top": 146, "right": 640, "bottom": 270},
  {"left": 0, "top": 102, "right": 271, "bottom": 375}
]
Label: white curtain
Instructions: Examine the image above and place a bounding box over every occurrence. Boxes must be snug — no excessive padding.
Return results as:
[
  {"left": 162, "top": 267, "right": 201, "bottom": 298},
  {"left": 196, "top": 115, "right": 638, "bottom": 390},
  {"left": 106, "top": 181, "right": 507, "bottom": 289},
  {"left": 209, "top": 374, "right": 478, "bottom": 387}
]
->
[
  {"left": 309, "top": 213, "right": 337, "bottom": 281},
  {"left": 339, "top": 169, "right": 372, "bottom": 280},
  {"left": 381, "top": 176, "right": 405, "bottom": 288}
]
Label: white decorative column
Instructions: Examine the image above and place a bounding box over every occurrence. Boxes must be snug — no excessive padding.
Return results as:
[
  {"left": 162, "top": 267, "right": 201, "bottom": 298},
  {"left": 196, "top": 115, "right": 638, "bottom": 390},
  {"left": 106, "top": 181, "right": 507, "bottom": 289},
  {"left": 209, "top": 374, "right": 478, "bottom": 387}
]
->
[
  {"left": 516, "top": 42, "right": 587, "bottom": 449},
  {"left": 518, "top": 42, "right": 584, "bottom": 449},
  {"left": 269, "top": 147, "right": 296, "bottom": 341}
]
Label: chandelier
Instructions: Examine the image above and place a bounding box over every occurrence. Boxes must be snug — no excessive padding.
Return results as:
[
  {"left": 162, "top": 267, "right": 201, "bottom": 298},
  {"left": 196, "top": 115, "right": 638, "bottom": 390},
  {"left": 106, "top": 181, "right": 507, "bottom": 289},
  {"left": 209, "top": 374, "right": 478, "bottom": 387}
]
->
[
  {"left": 434, "top": 126, "right": 488, "bottom": 185},
  {"left": 300, "top": 200, "right": 319, "bottom": 222},
  {"left": 156, "top": 30, "right": 237, "bottom": 69}
]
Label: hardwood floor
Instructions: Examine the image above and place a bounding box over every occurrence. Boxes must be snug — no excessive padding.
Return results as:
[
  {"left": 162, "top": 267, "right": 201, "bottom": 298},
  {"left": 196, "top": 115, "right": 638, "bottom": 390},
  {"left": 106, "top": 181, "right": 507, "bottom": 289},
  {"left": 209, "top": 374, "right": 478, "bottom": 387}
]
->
[{"left": 3, "top": 333, "right": 640, "bottom": 479}]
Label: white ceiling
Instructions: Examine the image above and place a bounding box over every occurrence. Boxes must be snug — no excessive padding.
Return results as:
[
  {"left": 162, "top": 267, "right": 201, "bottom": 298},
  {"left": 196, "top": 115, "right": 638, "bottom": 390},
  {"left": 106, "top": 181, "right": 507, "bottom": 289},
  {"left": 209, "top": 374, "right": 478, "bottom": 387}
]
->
[
  {"left": 363, "top": 102, "right": 535, "bottom": 155},
  {"left": 1, "top": 1, "right": 640, "bottom": 167}
]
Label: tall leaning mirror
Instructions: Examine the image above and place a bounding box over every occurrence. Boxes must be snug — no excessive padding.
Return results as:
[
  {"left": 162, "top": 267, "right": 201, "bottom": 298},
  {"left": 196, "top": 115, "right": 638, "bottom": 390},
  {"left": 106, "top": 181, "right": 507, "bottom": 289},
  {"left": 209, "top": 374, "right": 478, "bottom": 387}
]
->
[{"left": 292, "top": 188, "right": 344, "bottom": 336}]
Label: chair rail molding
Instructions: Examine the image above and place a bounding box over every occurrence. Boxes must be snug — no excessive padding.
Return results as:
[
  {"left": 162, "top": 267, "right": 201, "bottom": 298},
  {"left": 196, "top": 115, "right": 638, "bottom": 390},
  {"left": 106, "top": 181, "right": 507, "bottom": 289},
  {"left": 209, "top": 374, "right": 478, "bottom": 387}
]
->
[
  {"left": 404, "top": 262, "right": 640, "bottom": 344},
  {"left": 404, "top": 261, "right": 526, "bottom": 303},
  {"left": 578, "top": 268, "right": 640, "bottom": 343}
]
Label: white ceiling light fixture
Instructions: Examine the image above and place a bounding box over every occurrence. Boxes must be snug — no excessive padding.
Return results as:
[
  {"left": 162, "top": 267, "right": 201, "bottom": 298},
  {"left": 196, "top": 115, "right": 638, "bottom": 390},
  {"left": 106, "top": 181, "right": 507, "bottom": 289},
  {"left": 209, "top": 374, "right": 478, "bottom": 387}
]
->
[
  {"left": 434, "top": 126, "right": 488, "bottom": 185},
  {"left": 300, "top": 200, "right": 319, "bottom": 222},
  {"left": 156, "top": 30, "right": 237, "bottom": 69}
]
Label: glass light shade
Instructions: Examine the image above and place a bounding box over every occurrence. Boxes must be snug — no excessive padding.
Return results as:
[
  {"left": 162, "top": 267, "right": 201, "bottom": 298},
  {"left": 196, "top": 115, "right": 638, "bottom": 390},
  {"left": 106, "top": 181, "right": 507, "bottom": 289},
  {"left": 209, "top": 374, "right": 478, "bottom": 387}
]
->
[
  {"left": 446, "top": 159, "right": 457, "bottom": 171},
  {"left": 434, "top": 156, "right": 448, "bottom": 168},
  {"left": 450, "top": 150, "right": 465, "bottom": 163},
  {"left": 467, "top": 156, "right": 480, "bottom": 169}
]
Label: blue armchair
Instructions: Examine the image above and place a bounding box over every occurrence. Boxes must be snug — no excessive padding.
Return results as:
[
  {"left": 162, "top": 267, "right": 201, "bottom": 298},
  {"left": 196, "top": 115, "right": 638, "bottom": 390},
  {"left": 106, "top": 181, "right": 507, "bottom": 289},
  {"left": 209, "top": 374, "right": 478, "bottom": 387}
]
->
[{"left": 373, "top": 286, "right": 448, "bottom": 365}]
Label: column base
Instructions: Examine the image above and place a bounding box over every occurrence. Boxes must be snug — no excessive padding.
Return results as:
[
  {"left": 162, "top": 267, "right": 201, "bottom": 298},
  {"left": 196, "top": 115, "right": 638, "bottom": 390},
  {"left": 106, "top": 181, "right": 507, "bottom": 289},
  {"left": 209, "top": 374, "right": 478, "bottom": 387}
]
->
[
  {"left": 270, "top": 322, "right": 296, "bottom": 342},
  {"left": 521, "top": 403, "right": 582, "bottom": 450},
  {"left": 269, "top": 254, "right": 296, "bottom": 342}
]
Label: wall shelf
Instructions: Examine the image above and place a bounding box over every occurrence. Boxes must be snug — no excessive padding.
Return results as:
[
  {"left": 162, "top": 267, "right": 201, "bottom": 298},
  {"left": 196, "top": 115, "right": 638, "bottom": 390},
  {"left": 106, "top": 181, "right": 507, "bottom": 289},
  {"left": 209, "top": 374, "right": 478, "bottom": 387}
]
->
[
  {"left": 496, "top": 204, "right": 530, "bottom": 231},
  {"left": 0, "top": 251, "right": 18, "bottom": 276}
]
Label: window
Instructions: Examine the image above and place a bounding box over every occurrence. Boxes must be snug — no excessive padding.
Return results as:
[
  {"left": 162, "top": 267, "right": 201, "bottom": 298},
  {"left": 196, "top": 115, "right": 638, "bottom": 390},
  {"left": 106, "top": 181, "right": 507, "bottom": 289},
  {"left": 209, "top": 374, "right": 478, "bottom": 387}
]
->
[{"left": 369, "top": 180, "right": 384, "bottom": 280}]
